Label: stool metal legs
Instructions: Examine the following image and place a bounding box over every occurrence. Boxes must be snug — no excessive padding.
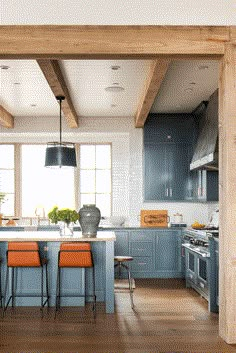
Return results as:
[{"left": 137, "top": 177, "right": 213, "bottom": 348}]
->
[
  {"left": 115, "top": 262, "right": 134, "bottom": 309},
  {"left": 3, "top": 264, "right": 49, "bottom": 317},
  {"left": 55, "top": 267, "right": 96, "bottom": 319}
]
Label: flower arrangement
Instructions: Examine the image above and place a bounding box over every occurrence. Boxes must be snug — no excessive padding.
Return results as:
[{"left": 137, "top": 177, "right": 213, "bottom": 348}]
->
[{"left": 48, "top": 206, "right": 79, "bottom": 226}]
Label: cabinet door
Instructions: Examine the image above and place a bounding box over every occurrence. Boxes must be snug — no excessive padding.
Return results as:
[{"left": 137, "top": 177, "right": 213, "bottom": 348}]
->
[
  {"left": 156, "top": 232, "right": 180, "bottom": 272},
  {"left": 144, "top": 144, "right": 167, "bottom": 200},
  {"left": 114, "top": 231, "right": 129, "bottom": 256},
  {"left": 167, "top": 144, "right": 190, "bottom": 201}
]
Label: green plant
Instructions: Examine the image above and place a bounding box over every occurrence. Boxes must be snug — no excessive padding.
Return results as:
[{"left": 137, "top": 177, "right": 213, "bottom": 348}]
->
[
  {"left": 0, "top": 192, "right": 6, "bottom": 205},
  {"left": 48, "top": 206, "right": 79, "bottom": 225}
]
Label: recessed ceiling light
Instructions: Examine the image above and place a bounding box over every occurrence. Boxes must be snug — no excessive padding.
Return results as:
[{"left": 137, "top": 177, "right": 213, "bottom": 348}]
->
[
  {"left": 111, "top": 65, "right": 121, "bottom": 70},
  {"left": 14, "top": 82, "right": 21, "bottom": 85},
  {"left": 198, "top": 65, "right": 209, "bottom": 70},
  {"left": 189, "top": 82, "right": 196, "bottom": 85},
  {"left": 111, "top": 104, "right": 117, "bottom": 108},
  {"left": 105, "top": 86, "right": 124, "bottom": 92},
  {"left": 0, "top": 65, "right": 10, "bottom": 70},
  {"left": 112, "top": 82, "right": 119, "bottom": 85},
  {"left": 30, "top": 104, "right": 37, "bottom": 107}
]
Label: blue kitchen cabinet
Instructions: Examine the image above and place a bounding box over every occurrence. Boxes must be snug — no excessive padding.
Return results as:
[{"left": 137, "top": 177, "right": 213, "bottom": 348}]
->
[
  {"left": 209, "top": 237, "right": 219, "bottom": 313},
  {"left": 144, "top": 114, "right": 198, "bottom": 202},
  {"left": 196, "top": 170, "right": 218, "bottom": 202},
  {"left": 123, "top": 229, "right": 183, "bottom": 278},
  {"left": 129, "top": 230, "right": 155, "bottom": 277},
  {"left": 156, "top": 230, "right": 182, "bottom": 277},
  {"left": 114, "top": 231, "right": 129, "bottom": 256},
  {"left": 144, "top": 143, "right": 191, "bottom": 201}
]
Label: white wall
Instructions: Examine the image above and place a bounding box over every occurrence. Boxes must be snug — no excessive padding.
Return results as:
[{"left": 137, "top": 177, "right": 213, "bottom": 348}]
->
[
  {"left": 1, "top": 0, "right": 235, "bottom": 25},
  {"left": 0, "top": 115, "right": 216, "bottom": 226}
]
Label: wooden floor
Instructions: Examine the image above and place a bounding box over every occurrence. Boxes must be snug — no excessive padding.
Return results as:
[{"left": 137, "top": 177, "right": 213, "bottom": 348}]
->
[{"left": 0, "top": 279, "right": 235, "bottom": 353}]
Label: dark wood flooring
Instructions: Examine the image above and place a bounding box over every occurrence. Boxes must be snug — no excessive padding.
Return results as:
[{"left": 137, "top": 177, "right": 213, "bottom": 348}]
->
[{"left": 0, "top": 279, "right": 235, "bottom": 353}]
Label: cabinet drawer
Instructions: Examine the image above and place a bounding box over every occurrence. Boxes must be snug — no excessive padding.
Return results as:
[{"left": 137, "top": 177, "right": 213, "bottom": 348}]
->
[
  {"left": 129, "top": 231, "right": 155, "bottom": 242},
  {"left": 130, "top": 257, "right": 154, "bottom": 272},
  {"left": 130, "top": 242, "right": 153, "bottom": 256}
]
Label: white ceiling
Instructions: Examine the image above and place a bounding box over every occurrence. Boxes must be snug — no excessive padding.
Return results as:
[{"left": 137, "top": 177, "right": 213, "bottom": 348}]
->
[
  {"left": 0, "top": 59, "right": 219, "bottom": 122},
  {"left": 1, "top": 0, "right": 234, "bottom": 25}
]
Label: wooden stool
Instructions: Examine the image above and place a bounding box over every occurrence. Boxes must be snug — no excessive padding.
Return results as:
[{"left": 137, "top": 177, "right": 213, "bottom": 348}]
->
[
  {"left": 55, "top": 242, "right": 96, "bottom": 318},
  {"left": 114, "top": 256, "right": 134, "bottom": 309},
  {"left": 3, "top": 242, "right": 49, "bottom": 317}
]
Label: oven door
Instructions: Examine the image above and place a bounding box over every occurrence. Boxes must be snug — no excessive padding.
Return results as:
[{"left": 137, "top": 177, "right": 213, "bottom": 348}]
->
[{"left": 197, "top": 256, "right": 209, "bottom": 295}]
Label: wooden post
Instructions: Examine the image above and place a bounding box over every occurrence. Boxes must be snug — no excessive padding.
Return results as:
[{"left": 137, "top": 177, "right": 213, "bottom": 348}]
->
[{"left": 219, "top": 43, "right": 236, "bottom": 343}]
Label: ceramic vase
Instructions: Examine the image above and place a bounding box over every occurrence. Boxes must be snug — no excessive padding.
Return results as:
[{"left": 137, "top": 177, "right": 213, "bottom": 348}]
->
[{"left": 79, "top": 204, "right": 101, "bottom": 237}]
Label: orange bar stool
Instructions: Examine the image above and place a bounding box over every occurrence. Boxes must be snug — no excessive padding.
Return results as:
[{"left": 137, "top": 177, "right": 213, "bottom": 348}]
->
[
  {"left": 3, "top": 242, "right": 49, "bottom": 316},
  {"left": 55, "top": 242, "right": 96, "bottom": 317}
]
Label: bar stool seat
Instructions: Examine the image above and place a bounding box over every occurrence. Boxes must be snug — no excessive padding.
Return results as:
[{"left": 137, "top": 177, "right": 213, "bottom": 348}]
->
[
  {"left": 114, "top": 256, "right": 134, "bottom": 309},
  {"left": 3, "top": 241, "right": 49, "bottom": 317},
  {"left": 55, "top": 242, "right": 96, "bottom": 318}
]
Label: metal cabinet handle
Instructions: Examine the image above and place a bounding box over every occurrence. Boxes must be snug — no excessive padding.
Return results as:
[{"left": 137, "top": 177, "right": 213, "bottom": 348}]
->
[
  {"left": 200, "top": 282, "right": 205, "bottom": 288},
  {"left": 166, "top": 188, "right": 169, "bottom": 197},
  {"left": 138, "top": 262, "right": 147, "bottom": 265},
  {"left": 169, "top": 188, "right": 172, "bottom": 197}
]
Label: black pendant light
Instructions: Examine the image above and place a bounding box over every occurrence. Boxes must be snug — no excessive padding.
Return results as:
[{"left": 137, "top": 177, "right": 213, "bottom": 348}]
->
[{"left": 45, "top": 96, "right": 77, "bottom": 168}]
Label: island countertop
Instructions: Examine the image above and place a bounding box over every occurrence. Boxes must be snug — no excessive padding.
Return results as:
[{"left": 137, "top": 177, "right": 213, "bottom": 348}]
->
[{"left": 0, "top": 230, "right": 116, "bottom": 242}]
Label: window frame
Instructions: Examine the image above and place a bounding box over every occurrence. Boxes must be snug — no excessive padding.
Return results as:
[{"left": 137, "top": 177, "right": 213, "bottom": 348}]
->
[{"left": 0, "top": 142, "right": 112, "bottom": 218}]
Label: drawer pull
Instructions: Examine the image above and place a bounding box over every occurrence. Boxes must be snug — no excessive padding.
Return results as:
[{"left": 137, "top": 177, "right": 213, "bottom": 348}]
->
[
  {"left": 138, "top": 262, "right": 147, "bottom": 266},
  {"left": 189, "top": 274, "right": 193, "bottom": 279},
  {"left": 200, "top": 282, "right": 205, "bottom": 288}
]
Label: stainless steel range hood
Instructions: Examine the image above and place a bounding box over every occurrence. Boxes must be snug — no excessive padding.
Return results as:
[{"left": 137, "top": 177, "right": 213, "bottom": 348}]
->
[{"left": 190, "top": 89, "right": 218, "bottom": 170}]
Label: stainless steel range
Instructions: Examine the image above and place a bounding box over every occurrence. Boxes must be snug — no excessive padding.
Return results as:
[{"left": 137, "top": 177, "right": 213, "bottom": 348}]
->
[{"left": 182, "top": 228, "right": 219, "bottom": 258}]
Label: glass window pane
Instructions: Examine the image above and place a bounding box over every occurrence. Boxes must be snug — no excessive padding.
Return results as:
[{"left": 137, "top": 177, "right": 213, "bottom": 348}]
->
[
  {"left": 0, "top": 170, "right": 14, "bottom": 193},
  {"left": 96, "top": 194, "right": 111, "bottom": 217},
  {"left": 1, "top": 193, "right": 14, "bottom": 216},
  {"left": 0, "top": 145, "right": 14, "bottom": 168},
  {"left": 21, "top": 145, "right": 75, "bottom": 217},
  {"left": 96, "top": 170, "right": 111, "bottom": 193},
  {"left": 80, "top": 193, "right": 96, "bottom": 208},
  {"left": 80, "top": 145, "right": 95, "bottom": 169},
  {"left": 96, "top": 145, "right": 111, "bottom": 169},
  {"left": 80, "top": 170, "right": 95, "bottom": 193}
]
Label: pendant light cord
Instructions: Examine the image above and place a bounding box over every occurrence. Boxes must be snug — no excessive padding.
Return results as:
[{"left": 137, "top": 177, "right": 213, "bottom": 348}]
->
[
  {"left": 56, "top": 95, "right": 65, "bottom": 145},
  {"left": 59, "top": 97, "right": 62, "bottom": 145}
]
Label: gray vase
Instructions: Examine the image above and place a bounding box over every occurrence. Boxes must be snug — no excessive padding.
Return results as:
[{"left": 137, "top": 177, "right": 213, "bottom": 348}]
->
[{"left": 79, "top": 204, "right": 101, "bottom": 237}]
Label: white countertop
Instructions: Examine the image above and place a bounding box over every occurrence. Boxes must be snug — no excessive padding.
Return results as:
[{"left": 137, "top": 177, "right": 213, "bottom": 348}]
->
[{"left": 0, "top": 230, "right": 116, "bottom": 242}]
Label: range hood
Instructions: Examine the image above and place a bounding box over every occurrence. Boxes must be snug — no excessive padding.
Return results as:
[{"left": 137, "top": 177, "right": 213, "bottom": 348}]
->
[{"left": 190, "top": 89, "right": 218, "bottom": 170}]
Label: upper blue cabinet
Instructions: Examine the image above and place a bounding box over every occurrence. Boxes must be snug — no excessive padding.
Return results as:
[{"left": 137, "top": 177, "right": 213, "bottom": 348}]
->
[{"left": 143, "top": 113, "right": 218, "bottom": 202}]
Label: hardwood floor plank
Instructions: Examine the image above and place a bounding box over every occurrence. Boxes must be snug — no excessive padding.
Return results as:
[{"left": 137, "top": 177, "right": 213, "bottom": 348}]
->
[{"left": 0, "top": 279, "right": 235, "bottom": 353}]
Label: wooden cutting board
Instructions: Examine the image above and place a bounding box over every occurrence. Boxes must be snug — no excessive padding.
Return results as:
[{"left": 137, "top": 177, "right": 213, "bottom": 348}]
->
[{"left": 140, "top": 210, "right": 168, "bottom": 227}]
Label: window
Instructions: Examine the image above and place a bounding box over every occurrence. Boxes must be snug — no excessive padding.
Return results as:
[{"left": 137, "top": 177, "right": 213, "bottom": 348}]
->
[
  {"left": 21, "top": 145, "right": 75, "bottom": 217},
  {"left": 0, "top": 144, "right": 15, "bottom": 216},
  {"left": 0, "top": 143, "right": 112, "bottom": 218},
  {"left": 80, "top": 145, "right": 111, "bottom": 216}
]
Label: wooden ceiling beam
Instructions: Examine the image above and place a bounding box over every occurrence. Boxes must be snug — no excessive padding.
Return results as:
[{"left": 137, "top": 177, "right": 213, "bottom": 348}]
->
[
  {"left": 0, "top": 26, "right": 229, "bottom": 59},
  {"left": 37, "top": 59, "right": 78, "bottom": 128},
  {"left": 135, "top": 59, "right": 171, "bottom": 128},
  {"left": 0, "top": 105, "right": 14, "bottom": 128}
]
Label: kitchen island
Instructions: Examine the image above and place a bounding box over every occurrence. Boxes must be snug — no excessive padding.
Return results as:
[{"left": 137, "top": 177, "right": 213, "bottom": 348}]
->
[{"left": 0, "top": 230, "right": 116, "bottom": 313}]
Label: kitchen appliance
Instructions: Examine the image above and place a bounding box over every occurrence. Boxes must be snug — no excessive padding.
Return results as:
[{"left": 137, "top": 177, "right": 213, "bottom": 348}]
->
[
  {"left": 182, "top": 209, "right": 219, "bottom": 258},
  {"left": 173, "top": 213, "right": 183, "bottom": 223}
]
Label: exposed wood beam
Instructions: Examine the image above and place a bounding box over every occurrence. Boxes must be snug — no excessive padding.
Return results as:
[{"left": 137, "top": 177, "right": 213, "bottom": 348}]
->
[
  {"left": 135, "top": 59, "right": 171, "bottom": 128},
  {"left": 0, "top": 26, "right": 229, "bottom": 59},
  {"left": 0, "top": 105, "right": 14, "bottom": 128},
  {"left": 229, "top": 26, "right": 236, "bottom": 43},
  {"left": 37, "top": 59, "right": 78, "bottom": 128}
]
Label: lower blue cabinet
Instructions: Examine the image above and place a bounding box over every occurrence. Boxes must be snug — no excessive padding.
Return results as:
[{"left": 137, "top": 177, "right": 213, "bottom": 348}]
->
[{"left": 115, "top": 229, "right": 183, "bottom": 279}]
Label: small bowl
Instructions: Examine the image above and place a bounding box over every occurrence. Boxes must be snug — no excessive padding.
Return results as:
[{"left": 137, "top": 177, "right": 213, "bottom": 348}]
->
[{"left": 108, "top": 216, "right": 126, "bottom": 227}]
